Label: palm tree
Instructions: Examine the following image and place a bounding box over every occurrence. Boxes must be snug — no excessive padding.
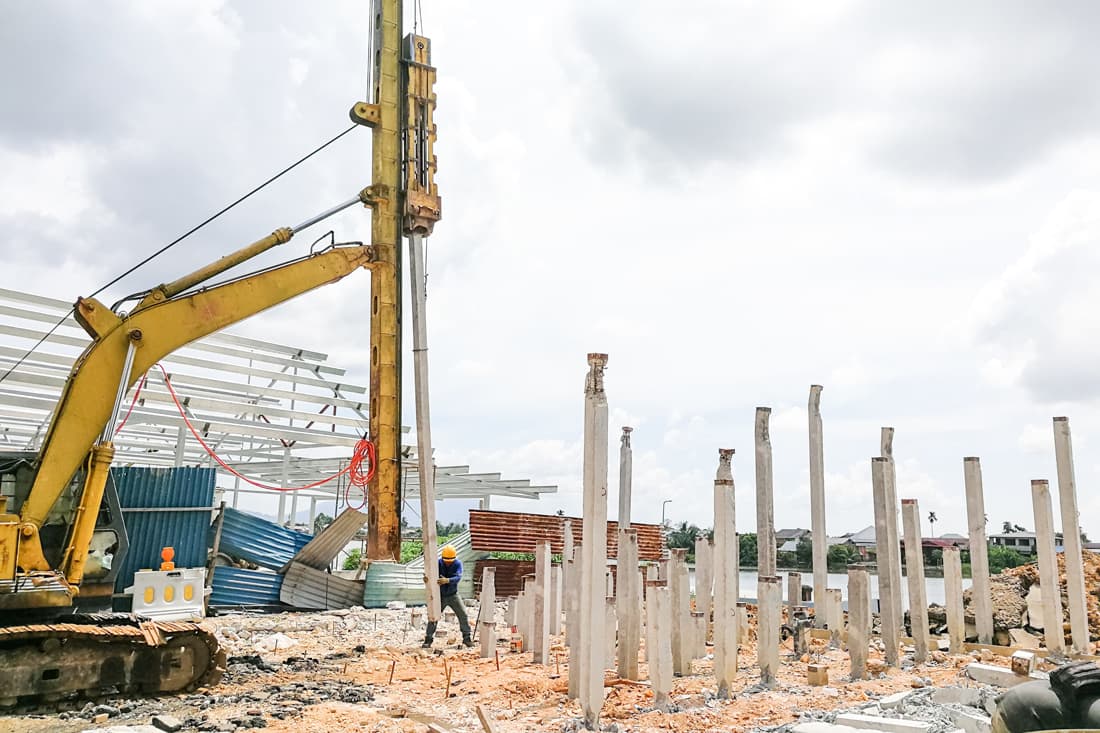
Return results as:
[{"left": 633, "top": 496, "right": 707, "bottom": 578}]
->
[
  {"left": 928, "top": 511, "right": 937, "bottom": 537},
  {"left": 666, "top": 521, "right": 701, "bottom": 551}
]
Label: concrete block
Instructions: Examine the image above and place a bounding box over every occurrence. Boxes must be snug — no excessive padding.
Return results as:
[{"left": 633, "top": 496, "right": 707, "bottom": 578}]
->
[
  {"left": 834, "top": 713, "right": 932, "bottom": 733},
  {"left": 792, "top": 724, "right": 874, "bottom": 733},
  {"left": 931, "top": 687, "right": 983, "bottom": 707},
  {"left": 878, "top": 691, "right": 912, "bottom": 709},
  {"left": 807, "top": 663, "right": 829, "bottom": 686},
  {"left": 964, "top": 662, "right": 1048, "bottom": 688},
  {"left": 1010, "top": 650, "right": 1036, "bottom": 675},
  {"left": 1025, "top": 585, "right": 1044, "bottom": 630},
  {"left": 1008, "top": 629, "right": 1040, "bottom": 651},
  {"left": 949, "top": 709, "right": 991, "bottom": 733},
  {"left": 152, "top": 717, "right": 184, "bottom": 733}
]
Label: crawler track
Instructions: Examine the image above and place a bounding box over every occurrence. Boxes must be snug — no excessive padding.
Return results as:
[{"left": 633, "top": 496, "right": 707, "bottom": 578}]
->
[{"left": 0, "top": 613, "right": 224, "bottom": 706}]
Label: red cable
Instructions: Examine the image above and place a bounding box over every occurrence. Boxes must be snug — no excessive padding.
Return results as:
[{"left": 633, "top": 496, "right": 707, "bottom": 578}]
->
[
  {"left": 114, "top": 372, "right": 148, "bottom": 435},
  {"left": 344, "top": 438, "right": 374, "bottom": 510},
  {"left": 147, "top": 362, "right": 375, "bottom": 493}
]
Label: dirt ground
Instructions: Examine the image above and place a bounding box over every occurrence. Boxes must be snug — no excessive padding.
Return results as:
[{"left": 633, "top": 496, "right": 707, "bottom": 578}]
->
[{"left": 0, "top": 604, "right": 1011, "bottom": 733}]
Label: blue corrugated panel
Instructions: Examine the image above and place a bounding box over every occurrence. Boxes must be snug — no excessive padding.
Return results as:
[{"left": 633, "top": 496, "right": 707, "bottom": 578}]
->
[
  {"left": 209, "top": 566, "right": 284, "bottom": 608},
  {"left": 112, "top": 467, "right": 217, "bottom": 607},
  {"left": 214, "top": 507, "right": 311, "bottom": 570}
]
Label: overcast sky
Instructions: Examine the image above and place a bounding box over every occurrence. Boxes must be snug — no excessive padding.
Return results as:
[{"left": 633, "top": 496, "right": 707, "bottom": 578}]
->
[{"left": 3, "top": 1, "right": 1100, "bottom": 539}]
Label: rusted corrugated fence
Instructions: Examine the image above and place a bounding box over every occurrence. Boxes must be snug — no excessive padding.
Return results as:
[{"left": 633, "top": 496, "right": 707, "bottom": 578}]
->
[{"left": 468, "top": 509, "right": 664, "bottom": 560}]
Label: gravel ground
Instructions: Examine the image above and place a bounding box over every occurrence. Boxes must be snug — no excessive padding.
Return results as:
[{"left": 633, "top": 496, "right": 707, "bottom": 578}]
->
[{"left": 0, "top": 604, "right": 1010, "bottom": 733}]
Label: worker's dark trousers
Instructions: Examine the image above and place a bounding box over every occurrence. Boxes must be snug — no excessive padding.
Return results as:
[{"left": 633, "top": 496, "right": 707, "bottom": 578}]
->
[{"left": 424, "top": 594, "right": 471, "bottom": 644}]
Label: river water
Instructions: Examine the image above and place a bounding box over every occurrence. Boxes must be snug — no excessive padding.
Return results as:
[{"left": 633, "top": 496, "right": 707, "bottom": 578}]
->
[{"left": 690, "top": 570, "right": 971, "bottom": 608}]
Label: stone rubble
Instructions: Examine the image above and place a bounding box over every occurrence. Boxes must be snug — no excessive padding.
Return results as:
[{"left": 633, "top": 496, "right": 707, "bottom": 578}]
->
[{"left": 768, "top": 686, "right": 997, "bottom": 733}]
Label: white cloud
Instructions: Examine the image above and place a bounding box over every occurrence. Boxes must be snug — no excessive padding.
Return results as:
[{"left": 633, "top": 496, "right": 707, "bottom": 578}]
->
[
  {"left": 1018, "top": 424, "right": 1050, "bottom": 455},
  {"left": 969, "top": 191, "right": 1100, "bottom": 400},
  {"left": 4, "top": 2, "right": 1100, "bottom": 541}
]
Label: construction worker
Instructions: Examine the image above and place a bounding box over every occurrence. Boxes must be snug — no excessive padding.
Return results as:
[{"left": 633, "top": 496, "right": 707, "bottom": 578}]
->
[{"left": 422, "top": 544, "right": 473, "bottom": 648}]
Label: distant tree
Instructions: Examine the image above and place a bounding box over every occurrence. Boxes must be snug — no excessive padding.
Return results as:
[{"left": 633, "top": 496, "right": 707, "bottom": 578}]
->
[
  {"left": 666, "top": 521, "right": 701, "bottom": 552},
  {"left": 988, "top": 545, "right": 1025, "bottom": 573},
  {"left": 313, "top": 513, "right": 334, "bottom": 535},
  {"left": 795, "top": 536, "right": 814, "bottom": 569},
  {"left": 436, "top": 521, "right": 467, "bottom": 538},
  {"left": 739, "top": 533, "right": 758, "bottom": 568},
  {"left": 827, "top": 543, "right": 860, "bottom": 570},
  {"left": 1002, "top": 521, "right": 1016, "bottom": 534},
  {"left": 343, "top": 548, "right": 362, "bottom": 571}
]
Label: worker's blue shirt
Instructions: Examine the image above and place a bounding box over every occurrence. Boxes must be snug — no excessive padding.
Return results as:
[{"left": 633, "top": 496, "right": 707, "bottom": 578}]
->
[{"left": 439, "top": 558, "right": 462, "bottom": 597}]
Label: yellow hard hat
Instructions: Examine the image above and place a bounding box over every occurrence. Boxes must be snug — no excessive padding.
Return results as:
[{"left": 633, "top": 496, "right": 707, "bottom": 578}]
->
[{"left": 441, "top": 545, "right": 457, "bottom": 560}]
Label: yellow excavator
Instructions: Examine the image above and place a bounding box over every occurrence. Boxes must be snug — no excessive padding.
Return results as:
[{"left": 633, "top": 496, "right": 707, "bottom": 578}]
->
[
  {"left": 0, "top": 221, "right": 378, "bottom": 702},
  {"left": 0, "top": 1, "right": 439, "bottom": 701}
]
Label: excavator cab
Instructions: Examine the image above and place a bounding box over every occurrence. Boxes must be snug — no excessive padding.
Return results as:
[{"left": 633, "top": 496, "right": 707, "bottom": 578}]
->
[{"left": 0, "top": 451, "right": 128, "bottom": 617}]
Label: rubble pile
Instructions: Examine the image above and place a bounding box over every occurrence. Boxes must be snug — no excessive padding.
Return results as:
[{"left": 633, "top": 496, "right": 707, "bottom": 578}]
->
[
  {"left": 930, "top": 550, "right": 1100, "bottom": 647},
  {"left": 775, "top": 685, "right": 998, "bottom": 733},
  {"left": 1005, "top": 549, "right": 1100, "bottom": 640}
]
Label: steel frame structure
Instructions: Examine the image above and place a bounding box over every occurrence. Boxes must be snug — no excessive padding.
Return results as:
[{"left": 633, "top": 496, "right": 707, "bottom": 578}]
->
[{"left": 0, "top": 287, "right": 554, "bottom": 525}]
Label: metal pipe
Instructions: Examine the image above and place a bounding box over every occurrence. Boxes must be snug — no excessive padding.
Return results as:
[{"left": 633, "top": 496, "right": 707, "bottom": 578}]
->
[
  {"left": 158, "top": 195, "right": 364, "bottom": 301},
  {"left": 101, "top": 340, "right": 137, "bottom": 442},
  {"left": 292, "top": 196, "right": 363, "bottom": 233}
]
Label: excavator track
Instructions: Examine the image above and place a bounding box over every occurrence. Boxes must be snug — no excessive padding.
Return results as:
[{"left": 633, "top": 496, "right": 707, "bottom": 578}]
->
[{"left": 0, "top": 613, "right": 225, "bottom": 706}]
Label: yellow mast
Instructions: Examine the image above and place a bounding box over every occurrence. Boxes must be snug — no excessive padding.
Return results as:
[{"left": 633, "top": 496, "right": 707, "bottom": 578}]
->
[{"left": 364, "top": 0, "right": 403, "bottom": 560}]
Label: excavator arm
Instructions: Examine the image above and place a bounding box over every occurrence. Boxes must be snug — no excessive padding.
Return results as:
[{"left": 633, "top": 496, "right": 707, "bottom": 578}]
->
[{"left": 2, "top": 230, "right": 375, "bottom": 598}]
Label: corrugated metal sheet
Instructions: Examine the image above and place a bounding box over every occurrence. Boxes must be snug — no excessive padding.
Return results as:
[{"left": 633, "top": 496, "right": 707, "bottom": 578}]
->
[
  {"left": 473, "top": 559, "right": 534, "bottom": 599},
  {"left": 284, "top": 508, "right": 366, "bottom": 571},
  {"left": 362, "top": 532, "right": 484, "bottom": 607},
  {"left": 473, "top": 559, "right": 635, "bottom": 600},
  {"left": 280, "top": 561, "right": 364, "bottom": 609},
  {"left": 112, "top": 467, "right": 217, "bottom": 607},
  {"left": 404, "top": 530, "right": 475, "bottom": 568},
  {"left": 468, "top": 510, "right": 664, "bottom": 560},
  {"left": 363, "top": 561, "right": 430, "bottom": 607},
  {"left": 214, "top": 507, "right": 311, "bottom": 570},
  {"left": 209, "top": 566, "right": 285, "bottom": 608}
]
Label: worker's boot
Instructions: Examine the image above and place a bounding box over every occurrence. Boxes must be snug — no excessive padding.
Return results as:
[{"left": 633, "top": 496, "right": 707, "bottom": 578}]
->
[
  {"left": 423, "top": 621, "right": 437, "bottom": 648},
  {"left": 462, "top": 636, "right": 474, "bottom": 648}
]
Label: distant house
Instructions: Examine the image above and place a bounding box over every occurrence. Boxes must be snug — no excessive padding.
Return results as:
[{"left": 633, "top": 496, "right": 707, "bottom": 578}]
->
[
  {"left": 829, "top": 525, "right": 876, "bottom": 560},
  {"left": 775, "top": 529, "right": 809, "bottom": 551},
  {"left": 828, "top": 526, "right": 966, "bottom": 561},
  {"left": 1084, "top": 542, "right": 1100, "bottom": 554},
  {"left": 989, "top": 531, "right": 1063, "bottom": 556}
]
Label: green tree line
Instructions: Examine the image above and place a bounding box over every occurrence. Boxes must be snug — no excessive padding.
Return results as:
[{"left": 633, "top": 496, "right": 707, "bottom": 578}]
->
[{"left": 665, "top": 521, "right": 1029, "bottom": 574}]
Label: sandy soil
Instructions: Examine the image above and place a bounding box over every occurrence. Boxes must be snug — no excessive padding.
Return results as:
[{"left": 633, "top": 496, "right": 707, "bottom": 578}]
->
[{"left": 0, "top": 604, "right": 1010, "bottom": 733}]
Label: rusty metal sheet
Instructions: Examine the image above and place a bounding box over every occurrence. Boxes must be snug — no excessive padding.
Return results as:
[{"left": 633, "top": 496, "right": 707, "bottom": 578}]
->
[
  {"left": 468, "top": 510, "right": 663, "bottom": 560},
  {"left": 473, "top": 559, "right": 533, "bottom": 599}
]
